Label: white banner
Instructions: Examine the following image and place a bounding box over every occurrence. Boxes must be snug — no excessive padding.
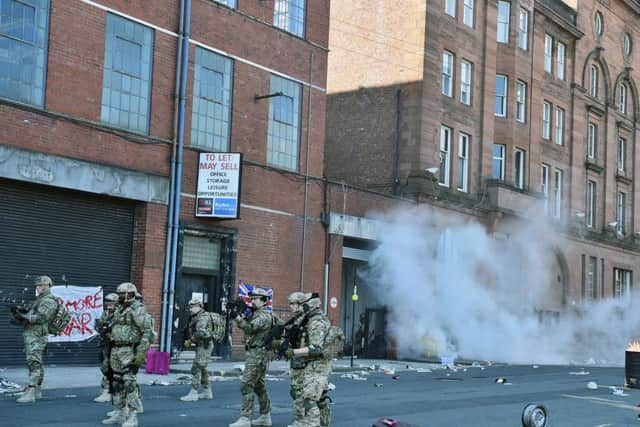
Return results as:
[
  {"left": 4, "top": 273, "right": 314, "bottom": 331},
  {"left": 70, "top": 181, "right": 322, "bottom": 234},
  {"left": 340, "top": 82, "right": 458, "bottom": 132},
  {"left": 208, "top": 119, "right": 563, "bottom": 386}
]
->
[{"left": 49, "top": 286, "right": 103, "bottom": 342}]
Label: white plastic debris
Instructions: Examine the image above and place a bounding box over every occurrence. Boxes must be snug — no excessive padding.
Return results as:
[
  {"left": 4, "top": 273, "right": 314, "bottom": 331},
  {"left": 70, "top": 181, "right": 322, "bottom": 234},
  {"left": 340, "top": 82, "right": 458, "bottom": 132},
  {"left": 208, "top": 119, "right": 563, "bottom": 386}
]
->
[
  {"left": 415, "top": 368, "right": 432, "bottom": 373},
  {"left": 381, "top": 367, "right": 395, "bottom": 375},
  {"left": 532, "top": 365, "right": 539, "bottom": 369},
  {"left": 587, "top": 381, "right": 598, "bottom": 390},
  {"left": 495, "top": 378, "right": 507, "bottom": 384},
  {"left": 609, "top": 386, "right": 628, "bottom": 396},
  {"left": 327, "top": 382, "right": 336, "bottom": 391}
]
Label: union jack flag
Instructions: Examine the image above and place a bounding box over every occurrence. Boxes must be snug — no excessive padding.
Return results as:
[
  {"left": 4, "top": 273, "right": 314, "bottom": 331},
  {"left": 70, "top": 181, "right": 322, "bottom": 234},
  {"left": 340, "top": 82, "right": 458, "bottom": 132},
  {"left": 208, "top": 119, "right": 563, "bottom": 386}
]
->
[{"left": 238, "top": 281, "right": 273, "bottom": 312}]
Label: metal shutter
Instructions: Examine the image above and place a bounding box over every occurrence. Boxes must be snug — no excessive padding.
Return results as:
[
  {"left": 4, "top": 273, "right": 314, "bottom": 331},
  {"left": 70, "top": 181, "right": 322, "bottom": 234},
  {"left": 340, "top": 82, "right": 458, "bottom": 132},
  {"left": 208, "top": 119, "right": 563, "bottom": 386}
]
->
[{"left": 0, "top": 179, "right": 134, "bottom": 365}]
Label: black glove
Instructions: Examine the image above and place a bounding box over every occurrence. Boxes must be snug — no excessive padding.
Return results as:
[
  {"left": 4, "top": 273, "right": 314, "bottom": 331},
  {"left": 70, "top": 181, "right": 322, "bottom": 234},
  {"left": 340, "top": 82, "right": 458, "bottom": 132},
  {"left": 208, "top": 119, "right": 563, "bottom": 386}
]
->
[{"left": 228, "top": 308, "right": 238, "bottom": 319}]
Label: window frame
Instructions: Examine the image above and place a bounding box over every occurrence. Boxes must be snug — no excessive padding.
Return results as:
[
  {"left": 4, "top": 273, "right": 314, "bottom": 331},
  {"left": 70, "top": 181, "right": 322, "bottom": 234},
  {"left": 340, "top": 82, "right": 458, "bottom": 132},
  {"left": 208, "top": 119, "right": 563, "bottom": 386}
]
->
[
  {"left": 492, "top": 143, "right": 505, "bottom": 180},
  {"left": 541, "top": 164, "right": 550, "bottom": 215},
  {"left": 544, "top": 34, "right": 553, "bottom": 73},
  {"left": 514, "top": 148, "right": 525, "bottom": 189},
  {"left": 542, "top": 101, "right": 551, "bottom": 140},
  {"left": 586, "top": 180, "right": 596, "bottom": 228},
  {"left": 266, "top": 74, "right": 302, "bottom": 171},
  {"left": 587, "top": 256, "right": 597, "bottom": 299},
  {"left": 587, "top": 122, "right": 597, "bottom": 159},
  {"left": 554, "top": 107, "right": 564, "bottom": 146},
  {"left": 516, "top": 80, "right": 527, "bottom": 123},
  {"left": 618, "top": 137, "right": 626, "bottom": 173},
  {"left": 439, "top": 125, "right": 452, "bottom": 187},
  {"left": 273, "top": 0, "right": 306, "bottom": 37},
  {"left": 442, "top": 51, "right": 454, "bottom": 97},
  {"left": 518, "top": 9, "right": 528, "bottom": 51},
  {"left": 589, "top": 65, "right": 599, "bottom": 98},
  {"left": 556, "top": 41, "right": 565, "bottom": 81},
  {"left": 457, "top": 133, "right": 470, "bottom": 192},
  {"left": 445, "top": 0, "right": 456, "bottom": 17},
  {"left": 495, "top": 74, "right": 507, "bottom": 117},
  {"left": 497, "top": 1, "right": 511, "bottom": 44},
  {"left": 595, "top": 12, "right": 603, "bottom": 37},
  {"left": 614, "top": 268, "right": 632, "bottom": 298},
  {"left": 460, "top": 60, "right": 472, "bottom": 105},
  {"left": 619, "top": 84, "right": 627, "bottom": 114},
  {"left": 463, "top": 0, "right": 474, "bottom": 27},
  {"left": 617, "top": 191, "right": 626, "bottom": 234},
  {"left": 553, "top": 168, "right": 562, "bottom": 219}
]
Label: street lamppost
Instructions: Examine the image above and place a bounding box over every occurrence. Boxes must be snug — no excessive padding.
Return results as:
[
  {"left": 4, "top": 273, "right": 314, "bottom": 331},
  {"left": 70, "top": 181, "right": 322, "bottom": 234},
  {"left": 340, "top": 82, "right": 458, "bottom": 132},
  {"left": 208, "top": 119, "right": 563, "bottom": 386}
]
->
[{"left": 350, "top": 285, "right": 358, "bottom": 368}]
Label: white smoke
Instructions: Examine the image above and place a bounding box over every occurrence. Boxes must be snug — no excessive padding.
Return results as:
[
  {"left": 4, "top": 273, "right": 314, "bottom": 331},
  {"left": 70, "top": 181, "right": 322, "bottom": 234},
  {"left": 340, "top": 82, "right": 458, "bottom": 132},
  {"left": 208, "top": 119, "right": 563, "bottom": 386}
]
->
[{"left": 364, "top": 205, "right": 640, "bottom": 366}]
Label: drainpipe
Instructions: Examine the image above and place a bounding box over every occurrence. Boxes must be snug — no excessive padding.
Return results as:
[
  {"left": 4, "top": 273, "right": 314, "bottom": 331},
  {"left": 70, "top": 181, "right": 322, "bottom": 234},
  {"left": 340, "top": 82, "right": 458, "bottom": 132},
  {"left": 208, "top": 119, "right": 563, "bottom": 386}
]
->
[
  {"left": 392, "top": 89, "right": 401, "bottom": 195},
  {"left": 160, "top": 0, "right": 186, "bottom": 353},
  {"left": 299, "top": 51, "right": 314, "bottom": 291},
  {"left": 166, "top": 0, "right": 191, "bottom": 355}
]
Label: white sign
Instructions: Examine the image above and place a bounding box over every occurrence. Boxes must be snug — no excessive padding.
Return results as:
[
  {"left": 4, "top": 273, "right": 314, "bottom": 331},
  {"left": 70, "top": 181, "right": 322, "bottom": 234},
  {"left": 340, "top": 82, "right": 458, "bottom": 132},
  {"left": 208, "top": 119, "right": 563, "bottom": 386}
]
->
[
  {"left": 196, "top": 152, "right": 242, "bottom": 218},
  {"left": 330, "top": 297, "right": 338, "bottom": 309},
  {"left": 49, "top": 286, "right": 103, "bottom": 342}
]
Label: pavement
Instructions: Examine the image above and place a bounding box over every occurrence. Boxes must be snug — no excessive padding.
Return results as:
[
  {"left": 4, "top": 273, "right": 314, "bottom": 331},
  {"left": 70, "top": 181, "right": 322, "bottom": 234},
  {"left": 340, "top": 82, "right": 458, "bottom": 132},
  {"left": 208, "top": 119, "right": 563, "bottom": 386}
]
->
[{"left": 0, "top": 355, "right": 444, "bottom": 391}]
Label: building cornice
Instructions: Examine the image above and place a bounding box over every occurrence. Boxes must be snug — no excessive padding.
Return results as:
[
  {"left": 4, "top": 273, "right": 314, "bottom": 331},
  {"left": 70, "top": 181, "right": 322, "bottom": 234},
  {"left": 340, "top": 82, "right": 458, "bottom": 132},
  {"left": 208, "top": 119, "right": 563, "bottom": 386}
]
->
[{"left": 535, "top": 0, "right": 584, "bottom": 39}]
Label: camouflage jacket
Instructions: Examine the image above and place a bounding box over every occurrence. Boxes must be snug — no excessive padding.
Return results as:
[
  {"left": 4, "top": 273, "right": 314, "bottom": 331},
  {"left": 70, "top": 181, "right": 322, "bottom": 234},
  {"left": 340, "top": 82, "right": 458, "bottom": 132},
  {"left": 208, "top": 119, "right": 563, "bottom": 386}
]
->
[
  {"left": 110, "top": 300, "right": 153, "bottom": 354},
  {"left": 95, "top": 309, "right": 115, "bottom": 345},
  {"left": 236, "top": 306, "right": 274, "bottom": 349},
  {"left": 22, "top": 289, "right": 58, "bottom": 336},
  {"left": 299, "top": 309, "right": 331, "bottom": 361},
  {"left": 188, "top": 310, "right": 213, "bottom": 345}
]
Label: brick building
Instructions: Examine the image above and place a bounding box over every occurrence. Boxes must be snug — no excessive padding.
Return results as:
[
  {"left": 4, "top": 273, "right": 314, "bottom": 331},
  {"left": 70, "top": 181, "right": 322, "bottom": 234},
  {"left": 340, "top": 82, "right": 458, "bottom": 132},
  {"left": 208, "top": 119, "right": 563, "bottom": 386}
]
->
[
  {"left": 0, "top": 0, "right": 330, "bottom": 363},
  {"left": 325, "top": 0, "right": 640, "bottom": 357}
]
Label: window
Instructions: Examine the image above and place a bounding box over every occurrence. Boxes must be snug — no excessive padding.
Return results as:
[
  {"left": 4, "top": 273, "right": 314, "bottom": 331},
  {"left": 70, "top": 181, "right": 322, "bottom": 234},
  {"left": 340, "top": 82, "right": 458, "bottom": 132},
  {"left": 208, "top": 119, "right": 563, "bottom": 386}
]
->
[
  {"left": 556, "top": 42, "right": 565, "bottom": 80},
  {"left": 614, "top": 268, "right": 632, "bottom": 298},
  {"left": 492, "top": 144, "right": 505, "bottom": 180},
  {"left": 274, "top": 0, "right": 306, "bottom": 37},
  {"left": 267, "top": 75, "right": 301, "bottom": 170},
  {"left": 619, "top": 84, "right": 627, "bottom": 114},
  {"left": 594, "top": 12, "right": 603, "bottom": 37},
  {"left": 553, "top": 169, "right": 562, "bottom": 219},
  {"left": 439, "top": 126, "right": 452, "bottom": 187},
  {"left": 516, "top": 80, "right": 526, "bottom": 123},
  {"left": 518, "top": 9, "right": 528, "bottom": 50},
  {"left": 213, "top": 0, "right": 236, "bottom": 7},
  {"left": 460, "top": 60, "right": 472, "bottom": 105},
  {"left": 445, "top": 0, "right": 456, "bottom": 17},
  {"left": 589, "top": 65, "right": 598, "bottom": 97},
  {"left": 618, "top": 137, "right": 626, "bottom": 173},
  {"left": 541, "top": 164, "right": 549, "bottom": 215},
  {"left": 544, "top": 34, "right": 553, "bottom": 73},
  {"left": 617, "top": 191, "right": 626, "bottom": 234},
  {"left": 554, "top": 107, "right": 564, "bottom": 146},
  {"left": 463, "top": 0, "right": 474, "bottom": 27},
  {"left": 495, "top": 74, "right": 507, "bottom": 117},
  {"left": 191, "top": 48, "right": 233, "bottom": 150},
  {"left": 542, "top": 101, "right": 551, "bottom": 140},
  {"left": 586, "top": 256, "right": 597, "bottom": 299},
  {"left": 457, "top": 133, "right": 469, "bottom": 192},
  {"left": 442, "top": 51, "right": 454, "bottom": 97},
  {"left": 497, "top": 1, "right": 510, "bottom": 43},
  {"left": 623, "top": 33, "right": 632, "bottom": 57},
  {"left": 0, "top": 0, "right": 50, "bottom": 106},
  {"left": 586, "top": 180, "right": 596, "bottom": 228},
  {"left": 587, "top": 123, "right": 597, "bottom": 159},
  {"left": 514, "top": 149, "right": 525, "bottom": 189},
  {"left": 101, "top": 14, "right": 154, "bottom": 134}
]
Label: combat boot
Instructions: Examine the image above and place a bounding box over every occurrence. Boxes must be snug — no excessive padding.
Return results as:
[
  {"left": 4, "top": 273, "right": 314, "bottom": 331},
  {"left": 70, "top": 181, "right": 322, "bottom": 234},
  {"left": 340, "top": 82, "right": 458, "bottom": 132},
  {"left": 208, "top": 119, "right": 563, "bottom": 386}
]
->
[
  {"left": 251, "top": 412, "right": 272, "bottom": 426},
  {"left": 198, "top": 387, "right": 213, "bottom": 400},
  {"left": 101, "top": 408, "right": 126, "bottom": 424},
  {"left": 121, "top": 410, "right": 138, "bottom": 427},
  {"left": 180, "top": 388, "right": 199, "bottom": 401},
  {"left": 229, "top": 416, "right": 251, "bottom": 427},
  {"left": 136, "top": 398, "right": 144, "bottom": 414},
  {"left": 34, "top": 385, "right": 42, "bottom": 400},
  {"left": 16, "top": 387, "right": 36, "bottom": 403},
  {"left": 106, "top": 409, "right": 118, "bottom": 417},
  {"left": 93, "top": 388, "right": 111, "bottom": 403}
]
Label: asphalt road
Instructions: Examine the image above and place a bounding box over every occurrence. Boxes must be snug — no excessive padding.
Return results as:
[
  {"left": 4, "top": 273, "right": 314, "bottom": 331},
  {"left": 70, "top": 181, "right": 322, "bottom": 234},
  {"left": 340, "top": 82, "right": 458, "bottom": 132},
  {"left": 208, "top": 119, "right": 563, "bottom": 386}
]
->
[{"left": 1, "top": 364, "right": 639, "bottom": 426}]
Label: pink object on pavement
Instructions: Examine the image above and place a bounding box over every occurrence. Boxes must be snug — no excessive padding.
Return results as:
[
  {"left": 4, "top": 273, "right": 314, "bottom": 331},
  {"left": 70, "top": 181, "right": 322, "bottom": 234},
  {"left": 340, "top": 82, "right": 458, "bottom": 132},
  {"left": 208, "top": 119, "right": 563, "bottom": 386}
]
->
[{"left": 145, "top": 349, "right": 170, "bottom": 375}]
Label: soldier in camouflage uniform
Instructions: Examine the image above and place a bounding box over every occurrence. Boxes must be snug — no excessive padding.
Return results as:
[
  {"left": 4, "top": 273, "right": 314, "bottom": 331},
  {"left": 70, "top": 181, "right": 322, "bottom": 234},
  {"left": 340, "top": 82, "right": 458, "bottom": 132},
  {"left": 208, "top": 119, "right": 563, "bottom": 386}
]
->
[
  {"left": 180, "top": 298, "right": 221, "bottom": 401},
  {"left": 94, "top": 292, "right": 119, "bottom": 403},
  {"left": 12, "top": 275, "right": 59, "bottom": 404},
  {"left": 286, "top": 293, "right": 331, "bottom": 427},
  {"left": 229, "top": 287, "right": 276, "bottom": 427},
  {"left": 101, "top": 282, "right": 153, "bottom": 427},
  {"left": 284, "top": 292, "right": 310, "bottom": 426}
]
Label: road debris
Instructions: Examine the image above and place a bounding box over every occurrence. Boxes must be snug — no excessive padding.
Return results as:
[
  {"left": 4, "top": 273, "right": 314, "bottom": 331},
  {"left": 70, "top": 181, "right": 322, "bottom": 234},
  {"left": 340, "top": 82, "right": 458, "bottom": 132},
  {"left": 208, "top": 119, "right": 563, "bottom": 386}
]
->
[
  {"left": 569, "top": 370, "right": 590, "bottom": 375},
  {"left": 340, "top": 373, "right": 368, "bottom": 381},
  {"left": 0, "top": 378, "right": 24, "bottom": 395},
  {"left": 609, "top": 386, "right": 628, "bottom": 396},
  {"left": 587, "top": 381, "right": 598, "bottom": 390},
  {"left": 328, "top": 382, "right": 336, "bottom": 391},
  {"left": 374, "top": 383, "right": 384, "bottom": 387},
  {"left": 495, "top": 377, "right": 507, "bottom": 384},
  {"left": 392, "top": 375, "right": 400, "bottom": 380}
]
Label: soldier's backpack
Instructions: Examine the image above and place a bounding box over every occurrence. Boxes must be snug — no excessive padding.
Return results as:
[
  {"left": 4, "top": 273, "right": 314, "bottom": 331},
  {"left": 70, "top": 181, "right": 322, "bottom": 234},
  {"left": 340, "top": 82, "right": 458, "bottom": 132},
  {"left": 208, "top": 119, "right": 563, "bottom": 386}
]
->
[
  {"left": 323, "top": 324, "right": 345, "bottom": 358},
  {"left": 208, "top": 312, "right": 225, "bottom": 343},
  {"left": 48, "top": 300, "right": 71, "bottom": 335}
]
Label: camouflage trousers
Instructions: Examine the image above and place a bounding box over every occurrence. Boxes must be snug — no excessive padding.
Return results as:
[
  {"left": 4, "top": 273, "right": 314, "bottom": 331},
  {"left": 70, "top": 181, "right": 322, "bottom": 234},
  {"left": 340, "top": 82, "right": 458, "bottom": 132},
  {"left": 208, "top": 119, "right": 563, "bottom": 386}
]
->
[
  {"left": 110, "top": 346, "right": 141, "bottom": 412},
  {"left": 23, "top": 333, "right": 47, "bottom": 388},
  {"left": 99, "top": 348, "right": 110, "bottom": 389},
  {"left": 294, "top": 359, "right": 331, "bottom": 427},
  {"left": 190, "top": 342, "right": 213, "bottom": 389},
  {"left": 240, "top": 348, "right": 270, "bottom": 417}
]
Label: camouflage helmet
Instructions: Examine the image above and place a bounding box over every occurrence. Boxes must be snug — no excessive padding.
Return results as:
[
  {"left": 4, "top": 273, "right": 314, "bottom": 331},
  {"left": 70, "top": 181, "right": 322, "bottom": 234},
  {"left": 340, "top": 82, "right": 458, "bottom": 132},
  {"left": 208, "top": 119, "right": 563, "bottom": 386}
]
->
[
  {"left": 116, "top": 282, "right": 137, "bottom": 294},
  {"left": 104, "top": 293, "right": 119, "bottom": 303},
  {"left": 249, "top": 287, "right": 270, "bottom": 298},
  {"left": 34, "top": 275, "right": 53, "bottom": 287},
  {"left": 288, "top": 291, "right": 311, "bottom": 304},
  {"left": 188, "top": 298, "right": 203, "bottom": 307}
]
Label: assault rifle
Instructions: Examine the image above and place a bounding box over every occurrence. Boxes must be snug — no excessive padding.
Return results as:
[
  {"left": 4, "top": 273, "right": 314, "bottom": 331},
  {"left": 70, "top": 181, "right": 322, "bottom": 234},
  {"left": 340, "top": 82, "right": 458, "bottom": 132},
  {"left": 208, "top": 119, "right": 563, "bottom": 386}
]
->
[
  {"left": 96, "top": 317, "right": 115, "bottom": 395},
  {"left": 225, "top": 299, "right": 250, "bottom": 318},
  {"left": 2, "top": 286, "right": 33, "bottom": 326},
  {"left": 263, "top": 313, "right": 307, "bottom": 358}
]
